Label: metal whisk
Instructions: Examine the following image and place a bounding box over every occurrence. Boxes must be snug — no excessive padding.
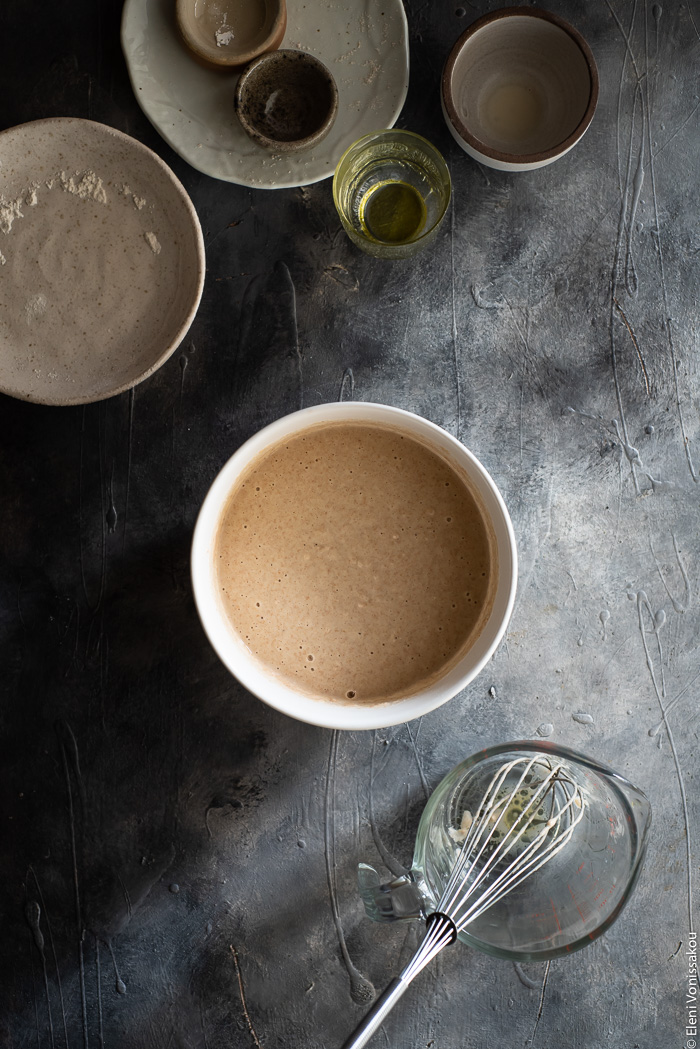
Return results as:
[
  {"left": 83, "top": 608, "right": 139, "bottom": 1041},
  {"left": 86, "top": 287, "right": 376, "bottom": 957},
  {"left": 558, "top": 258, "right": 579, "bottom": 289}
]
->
[{"left": 341, "top": 755, "right": 585, "bottom": 1049}]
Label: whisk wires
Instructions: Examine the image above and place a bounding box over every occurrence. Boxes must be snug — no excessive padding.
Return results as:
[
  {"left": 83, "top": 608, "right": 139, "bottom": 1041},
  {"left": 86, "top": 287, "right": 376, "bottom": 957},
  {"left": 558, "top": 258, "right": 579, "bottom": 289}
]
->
[
  {"left": 343, "top": 754, "right": 587, "bottom": 1049},
  {"left": 400, "top": 912, "right": 457, "bottom": 983},
  {"left": 438, "top": 756, "right": 585, "bottom": 933}
]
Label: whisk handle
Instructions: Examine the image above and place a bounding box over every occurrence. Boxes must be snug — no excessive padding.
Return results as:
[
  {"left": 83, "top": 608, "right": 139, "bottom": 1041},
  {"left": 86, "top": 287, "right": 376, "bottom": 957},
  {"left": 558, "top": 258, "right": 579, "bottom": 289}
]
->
[
  {"left": 340, "top": 978, "right": 407, "bottom": 1049},
  {"left": 340, "top": 912, "right": 457, "bottom": 1049}
]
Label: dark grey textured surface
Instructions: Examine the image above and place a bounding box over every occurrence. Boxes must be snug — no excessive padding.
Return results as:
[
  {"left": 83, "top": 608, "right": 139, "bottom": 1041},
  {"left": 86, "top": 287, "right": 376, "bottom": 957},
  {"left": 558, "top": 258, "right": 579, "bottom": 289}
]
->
[{"left": 0, "top": 2, "right": 697, "bottom": 1047}]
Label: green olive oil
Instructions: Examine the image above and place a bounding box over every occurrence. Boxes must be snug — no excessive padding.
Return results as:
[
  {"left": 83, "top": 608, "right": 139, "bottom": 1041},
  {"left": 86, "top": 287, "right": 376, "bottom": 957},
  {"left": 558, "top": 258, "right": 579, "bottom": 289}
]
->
[{"left": 358, "top": 179, "right": 428, "bottom": 244}]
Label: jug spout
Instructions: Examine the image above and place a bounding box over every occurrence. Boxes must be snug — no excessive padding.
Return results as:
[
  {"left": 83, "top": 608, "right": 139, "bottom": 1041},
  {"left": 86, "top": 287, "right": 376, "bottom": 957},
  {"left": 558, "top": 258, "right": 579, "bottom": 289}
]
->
[{"left": 358, "top": 863, "right": 426, "bottom": 924}]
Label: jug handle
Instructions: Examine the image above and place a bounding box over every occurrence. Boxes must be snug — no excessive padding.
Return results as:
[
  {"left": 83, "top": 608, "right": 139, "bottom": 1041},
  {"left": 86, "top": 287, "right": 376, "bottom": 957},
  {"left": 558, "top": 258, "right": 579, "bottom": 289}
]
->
[{"left": 358, "top": 863, "right": 426, "bottom": 923}]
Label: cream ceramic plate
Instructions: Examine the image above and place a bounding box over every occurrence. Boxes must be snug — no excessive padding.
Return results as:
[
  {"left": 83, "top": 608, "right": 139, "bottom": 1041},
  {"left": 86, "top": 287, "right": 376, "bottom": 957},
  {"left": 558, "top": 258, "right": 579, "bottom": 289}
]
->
[
  {"left": 121, "top": 0, "right": 409, "bottom": 188},
  {"left": 0, "top": 118, "right": 205, "bottom": 405}
]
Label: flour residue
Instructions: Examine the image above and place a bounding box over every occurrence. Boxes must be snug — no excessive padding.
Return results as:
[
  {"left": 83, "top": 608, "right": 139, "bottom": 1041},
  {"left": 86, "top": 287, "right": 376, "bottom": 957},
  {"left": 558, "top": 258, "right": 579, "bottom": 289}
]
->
[
  {"left": 58, "top": 170, "right": 108, "bottom": 204},
  {"left": 1, "top": 170, "right": 108, "bottom": 237},
  {"left": 215, "top": 24, "right": 234, "bottom": 46},
  {"left": 0, "top": 196, "right": 24, "bottom": 234},
  {"left": 120, "top": 183, "right": 147, "bottom": 210},
  {"left": 25, "top": 293, "right": 47, "bottom": 323},
  {"left": 1, "top": 169, "right": 158, "bottom": 277},
  {"left": 144, "top": 232, "right": 161, "bottom": 255},
  {"left": 363, "top": 59, "right": 380, "bottom": 85}
]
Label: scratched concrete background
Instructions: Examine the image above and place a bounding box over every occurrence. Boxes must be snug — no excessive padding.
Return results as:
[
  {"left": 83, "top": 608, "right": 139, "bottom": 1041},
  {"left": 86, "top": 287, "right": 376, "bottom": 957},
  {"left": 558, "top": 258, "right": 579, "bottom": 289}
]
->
[{"left": 0, "top": 1, "right": 697, "bottom": 1046}]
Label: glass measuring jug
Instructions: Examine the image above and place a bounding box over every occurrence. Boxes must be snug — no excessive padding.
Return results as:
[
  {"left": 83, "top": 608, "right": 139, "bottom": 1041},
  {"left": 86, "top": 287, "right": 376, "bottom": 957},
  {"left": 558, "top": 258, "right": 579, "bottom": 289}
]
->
[{"left": 359, "top": 740, "right": 651, "bottom": 961}]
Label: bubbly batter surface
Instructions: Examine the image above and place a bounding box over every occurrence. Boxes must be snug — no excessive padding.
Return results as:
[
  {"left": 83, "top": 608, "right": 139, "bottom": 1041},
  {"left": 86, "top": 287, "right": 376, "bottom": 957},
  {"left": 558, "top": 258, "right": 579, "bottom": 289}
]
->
[{"left": 215, "top": 422, "right": 497, "bottom": 704}]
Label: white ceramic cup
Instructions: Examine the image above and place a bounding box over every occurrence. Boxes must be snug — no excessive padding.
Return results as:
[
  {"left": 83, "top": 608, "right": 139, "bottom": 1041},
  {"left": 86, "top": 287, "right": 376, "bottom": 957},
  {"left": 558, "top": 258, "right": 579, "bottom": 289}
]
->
[
  {"left": 441, "top": 7, "right": 598, "bottom": 172},
  {"left": 191, "top": 403, "right": 517, "bottom": 730}
]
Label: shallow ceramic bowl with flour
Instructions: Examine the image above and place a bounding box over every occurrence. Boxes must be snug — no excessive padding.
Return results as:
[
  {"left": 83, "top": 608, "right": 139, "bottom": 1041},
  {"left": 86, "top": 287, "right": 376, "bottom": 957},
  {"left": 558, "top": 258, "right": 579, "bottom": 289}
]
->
[
  {"left": 191, "top": 403, "right": 518, "bottom": 731},
  {"left": 0, "top": 118, "right": 205, "bottom": 405}
]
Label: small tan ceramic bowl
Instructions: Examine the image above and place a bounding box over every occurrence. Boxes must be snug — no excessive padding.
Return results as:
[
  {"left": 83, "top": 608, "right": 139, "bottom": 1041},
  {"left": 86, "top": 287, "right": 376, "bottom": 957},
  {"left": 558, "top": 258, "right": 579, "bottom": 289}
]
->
[
  {"left": 235, "top": 49, "right": 338, "bottom": 153},
  {"left": 442, "top": 7, "right": 598, "bottom": 172},
  {"left": 176, "top": 0, "right": 286, "bottom": 70}
]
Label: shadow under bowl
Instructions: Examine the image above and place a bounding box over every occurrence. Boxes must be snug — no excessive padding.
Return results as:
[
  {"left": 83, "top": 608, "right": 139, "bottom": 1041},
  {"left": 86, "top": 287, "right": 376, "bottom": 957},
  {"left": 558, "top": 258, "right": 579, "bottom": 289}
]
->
[
  {"left": 235, "top": 49, "right": 339, "bottom": 152},
  {"left": 442, "top": 6, "right": 599, "bottom": 172},
  {"left": 176, "top": 0, "right": 287, "bottom": 70}
]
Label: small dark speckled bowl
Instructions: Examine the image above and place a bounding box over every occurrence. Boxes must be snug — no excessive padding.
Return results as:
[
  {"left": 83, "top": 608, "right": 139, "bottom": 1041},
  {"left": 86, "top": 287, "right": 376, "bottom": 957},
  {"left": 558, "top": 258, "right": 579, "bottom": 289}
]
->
[{"left": 235, "top": 49, "right": 339, "bottom": 153}]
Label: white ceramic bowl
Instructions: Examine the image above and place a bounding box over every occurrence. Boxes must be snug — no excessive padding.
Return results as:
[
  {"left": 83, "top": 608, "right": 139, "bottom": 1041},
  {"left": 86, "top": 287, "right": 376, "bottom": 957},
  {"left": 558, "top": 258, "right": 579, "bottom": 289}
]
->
[
  {"left": 191, "top": 403, "right": 517, "bottom": 730},
  {"left": 441, "top": 7, "right": 598, "bottom": 172}
]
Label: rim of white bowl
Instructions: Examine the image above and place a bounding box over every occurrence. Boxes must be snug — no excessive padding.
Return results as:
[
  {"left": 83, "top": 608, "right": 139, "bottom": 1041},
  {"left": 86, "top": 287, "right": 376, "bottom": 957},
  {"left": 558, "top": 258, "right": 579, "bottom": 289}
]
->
[{"left": 191, "top": 403, "right": 518, "bottom": 730}]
